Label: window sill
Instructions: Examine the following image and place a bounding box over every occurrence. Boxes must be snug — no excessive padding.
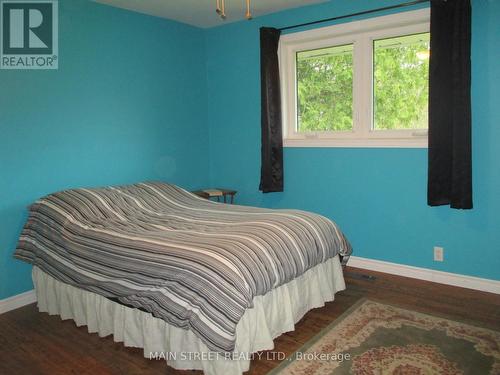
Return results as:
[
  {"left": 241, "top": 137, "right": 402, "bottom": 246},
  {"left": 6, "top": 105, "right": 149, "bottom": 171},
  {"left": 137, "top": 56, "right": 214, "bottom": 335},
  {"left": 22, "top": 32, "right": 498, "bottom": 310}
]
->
[{"left": 283, "top": 138, "right": 428, "bottom": 148}]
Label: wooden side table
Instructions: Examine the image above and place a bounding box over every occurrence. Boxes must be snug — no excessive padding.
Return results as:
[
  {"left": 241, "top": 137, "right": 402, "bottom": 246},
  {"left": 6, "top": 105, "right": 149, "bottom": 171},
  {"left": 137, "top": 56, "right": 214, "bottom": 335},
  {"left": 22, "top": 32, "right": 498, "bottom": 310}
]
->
[{"left": 192, "top": 188, "right": 237, "bottom": 204}]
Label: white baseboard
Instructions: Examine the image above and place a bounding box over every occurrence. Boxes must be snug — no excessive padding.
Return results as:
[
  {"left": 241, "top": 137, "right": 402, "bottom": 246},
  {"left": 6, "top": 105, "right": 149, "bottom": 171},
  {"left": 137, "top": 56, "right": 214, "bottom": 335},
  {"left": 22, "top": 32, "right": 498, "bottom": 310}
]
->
[
  {"left": 348, "top": 256, "right": 500, "bottom": 295},
  {"left": 1, "top": 257, "right": 499, "bottom": 314},
  {"left": 0, "top": 289, "right": 36, "bottom": 314}
]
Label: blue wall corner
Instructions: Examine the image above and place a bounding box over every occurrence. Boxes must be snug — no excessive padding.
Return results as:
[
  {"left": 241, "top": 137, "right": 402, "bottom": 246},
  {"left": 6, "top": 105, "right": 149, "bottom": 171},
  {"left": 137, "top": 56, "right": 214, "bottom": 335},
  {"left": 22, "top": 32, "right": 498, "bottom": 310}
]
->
[{"left": 0, "top": 0, "right": 210, "bottom": 299}]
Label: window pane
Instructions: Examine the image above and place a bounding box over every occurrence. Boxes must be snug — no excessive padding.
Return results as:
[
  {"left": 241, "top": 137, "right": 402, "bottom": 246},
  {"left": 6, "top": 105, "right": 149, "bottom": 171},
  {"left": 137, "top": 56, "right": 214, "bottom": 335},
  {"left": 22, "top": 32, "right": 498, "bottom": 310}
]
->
[
  {"left": 373, "top": 33, "right": 430, "bottom": 130},
  {"left": 296, "top": 44, "right": 353, "bottom": 132}
]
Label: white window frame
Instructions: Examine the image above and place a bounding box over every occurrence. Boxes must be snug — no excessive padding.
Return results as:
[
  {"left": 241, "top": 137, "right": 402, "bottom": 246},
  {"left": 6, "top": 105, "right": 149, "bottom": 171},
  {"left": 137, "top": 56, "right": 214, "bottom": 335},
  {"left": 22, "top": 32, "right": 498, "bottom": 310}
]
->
[{"left": 279, "top": 8, "right": 430, "bottom": 148}]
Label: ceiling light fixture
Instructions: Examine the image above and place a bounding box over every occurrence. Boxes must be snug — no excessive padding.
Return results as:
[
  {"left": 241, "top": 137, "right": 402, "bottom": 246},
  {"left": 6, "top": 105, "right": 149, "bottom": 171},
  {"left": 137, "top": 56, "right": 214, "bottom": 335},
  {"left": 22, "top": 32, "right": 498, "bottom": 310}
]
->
[{"left": 216, "top": 0, "right": 252, "bottom": 21}]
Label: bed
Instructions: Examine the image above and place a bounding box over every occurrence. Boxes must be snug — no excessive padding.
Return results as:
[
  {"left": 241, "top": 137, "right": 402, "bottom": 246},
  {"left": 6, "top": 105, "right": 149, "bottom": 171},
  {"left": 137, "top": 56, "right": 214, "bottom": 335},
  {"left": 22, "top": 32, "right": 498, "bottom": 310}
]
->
[{"left": 14, "top": 182, "right": 352, "bottom": 375}]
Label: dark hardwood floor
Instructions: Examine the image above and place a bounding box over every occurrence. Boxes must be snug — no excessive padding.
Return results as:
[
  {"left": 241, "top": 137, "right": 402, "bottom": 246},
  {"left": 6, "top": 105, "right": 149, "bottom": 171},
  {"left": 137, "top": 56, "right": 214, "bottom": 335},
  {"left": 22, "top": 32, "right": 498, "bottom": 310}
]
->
[{"left": 1, "top": 266, "right": 499, "bottom": 375}]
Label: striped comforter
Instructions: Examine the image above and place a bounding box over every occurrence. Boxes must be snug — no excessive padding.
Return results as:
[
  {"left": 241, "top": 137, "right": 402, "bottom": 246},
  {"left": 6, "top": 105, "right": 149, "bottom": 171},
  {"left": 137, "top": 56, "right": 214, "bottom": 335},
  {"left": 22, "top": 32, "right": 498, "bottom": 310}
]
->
[{"left": 14, "top": 182, "right": 352, "bottom": 352}]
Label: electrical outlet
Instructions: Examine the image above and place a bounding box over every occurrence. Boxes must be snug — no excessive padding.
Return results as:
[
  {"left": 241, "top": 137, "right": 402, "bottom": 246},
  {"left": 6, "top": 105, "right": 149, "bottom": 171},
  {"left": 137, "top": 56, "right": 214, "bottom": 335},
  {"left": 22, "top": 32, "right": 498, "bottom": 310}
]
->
[{"left": 434, "top": 246, "right": 444, "bottom": 262}]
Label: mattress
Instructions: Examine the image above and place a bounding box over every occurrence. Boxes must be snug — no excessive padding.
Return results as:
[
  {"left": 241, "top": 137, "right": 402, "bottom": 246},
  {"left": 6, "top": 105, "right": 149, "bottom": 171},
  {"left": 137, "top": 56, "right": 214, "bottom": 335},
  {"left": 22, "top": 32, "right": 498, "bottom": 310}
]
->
[{"left": 14, "top": 182, "right": 352, "bottom": 352}]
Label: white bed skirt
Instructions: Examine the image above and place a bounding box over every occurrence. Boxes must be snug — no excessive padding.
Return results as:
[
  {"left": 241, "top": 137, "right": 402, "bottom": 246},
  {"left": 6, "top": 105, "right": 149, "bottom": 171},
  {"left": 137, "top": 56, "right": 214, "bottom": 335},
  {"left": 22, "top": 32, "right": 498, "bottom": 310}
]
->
[{"left": 33, "top": 255, "right": 346, "bottom": 375}]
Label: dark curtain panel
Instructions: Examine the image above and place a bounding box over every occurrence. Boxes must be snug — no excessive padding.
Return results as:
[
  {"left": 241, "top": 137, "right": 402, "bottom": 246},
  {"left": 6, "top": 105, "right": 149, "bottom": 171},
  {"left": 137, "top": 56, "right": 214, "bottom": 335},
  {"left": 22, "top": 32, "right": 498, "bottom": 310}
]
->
[
  {"left": 428, "top": 0, "right": 472, "bottom": 209},
  {"left": 259, "top": 27, "right": 284, "bottom": 193}
]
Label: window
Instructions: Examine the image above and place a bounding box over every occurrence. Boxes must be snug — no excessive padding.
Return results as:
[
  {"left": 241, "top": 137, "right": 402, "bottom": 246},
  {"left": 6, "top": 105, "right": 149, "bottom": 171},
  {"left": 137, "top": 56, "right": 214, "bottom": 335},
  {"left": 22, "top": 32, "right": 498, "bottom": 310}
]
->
[
  {"left": 280, "top": 9, "right": 430, "bottom": 147},
  {"left": 297, "top": 44, "right": 354, "bottom": 133},
  {"left": 373, "top": 33, "right": 430, "bottom": 131}
]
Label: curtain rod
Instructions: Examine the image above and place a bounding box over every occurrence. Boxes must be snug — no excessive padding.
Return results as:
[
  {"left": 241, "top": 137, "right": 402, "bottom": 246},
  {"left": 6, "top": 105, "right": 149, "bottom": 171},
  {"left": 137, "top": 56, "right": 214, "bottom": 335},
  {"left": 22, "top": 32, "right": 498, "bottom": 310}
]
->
[{"left": 278, "top": 0, "right": 430, "bottom": 32}]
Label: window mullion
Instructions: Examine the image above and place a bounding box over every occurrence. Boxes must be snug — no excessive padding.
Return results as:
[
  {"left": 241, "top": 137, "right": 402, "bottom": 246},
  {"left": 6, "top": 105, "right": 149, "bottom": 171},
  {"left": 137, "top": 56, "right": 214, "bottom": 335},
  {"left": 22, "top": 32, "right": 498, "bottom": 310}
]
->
[
  {"left": 353, "top": 36, "right": 373, "bottom": 139},
  {"left": 352, "top": 39, "right": 362, "bottom": 138}
]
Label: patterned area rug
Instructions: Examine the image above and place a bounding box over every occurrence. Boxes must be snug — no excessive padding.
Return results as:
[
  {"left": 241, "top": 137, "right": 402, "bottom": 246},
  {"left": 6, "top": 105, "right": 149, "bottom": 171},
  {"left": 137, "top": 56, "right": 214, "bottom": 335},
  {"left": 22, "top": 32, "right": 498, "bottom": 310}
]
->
[{"left": 269, "top": 299, "right": 500, "bottom": 375}]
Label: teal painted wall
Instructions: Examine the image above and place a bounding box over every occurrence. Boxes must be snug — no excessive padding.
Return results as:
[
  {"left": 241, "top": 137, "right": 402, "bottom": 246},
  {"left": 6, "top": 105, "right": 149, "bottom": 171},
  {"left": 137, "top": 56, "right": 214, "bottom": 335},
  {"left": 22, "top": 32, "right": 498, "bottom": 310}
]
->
[
  {"left": 206, "top": 0, "right": 500, "bottom": 280},
  {"left": 0, "top": 0, "right": 209, "bottom": 299}
]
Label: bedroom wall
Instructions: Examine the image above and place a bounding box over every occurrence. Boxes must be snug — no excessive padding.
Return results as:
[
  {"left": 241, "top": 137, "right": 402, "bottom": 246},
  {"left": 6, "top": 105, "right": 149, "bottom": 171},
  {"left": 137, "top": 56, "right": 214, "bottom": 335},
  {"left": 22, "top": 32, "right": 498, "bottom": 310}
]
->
[
  {"left": 0, "top": 0, "right": 209, "bottom": 299},
  {"left": 206, "top": 0, "right": 500, "bottom": 281}
]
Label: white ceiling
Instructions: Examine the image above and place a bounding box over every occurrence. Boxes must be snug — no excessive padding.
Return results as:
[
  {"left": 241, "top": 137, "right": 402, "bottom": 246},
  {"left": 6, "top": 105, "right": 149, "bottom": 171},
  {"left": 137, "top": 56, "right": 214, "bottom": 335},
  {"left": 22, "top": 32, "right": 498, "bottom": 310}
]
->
[{"left": 94, "top": 0, "right": 328, "bottom": 28}]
